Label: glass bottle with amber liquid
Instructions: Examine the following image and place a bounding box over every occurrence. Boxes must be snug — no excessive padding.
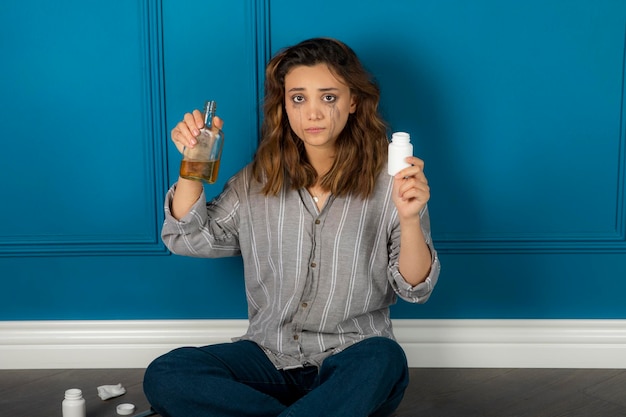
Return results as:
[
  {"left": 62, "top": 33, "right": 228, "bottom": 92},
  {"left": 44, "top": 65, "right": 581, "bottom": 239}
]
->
[{"left": 179, "top": 100, "right": 224, "bottom": 183}]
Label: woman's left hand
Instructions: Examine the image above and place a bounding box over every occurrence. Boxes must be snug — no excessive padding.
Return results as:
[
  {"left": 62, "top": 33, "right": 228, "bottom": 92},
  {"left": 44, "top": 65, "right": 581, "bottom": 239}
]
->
[{"left": 391, "top": 156, "right": 430, "bottom": 221}]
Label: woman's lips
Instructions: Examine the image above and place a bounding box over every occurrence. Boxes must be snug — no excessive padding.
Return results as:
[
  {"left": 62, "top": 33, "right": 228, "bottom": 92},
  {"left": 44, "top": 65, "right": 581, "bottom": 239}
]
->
[{"left": 305, "top": 127, "right": 325, "bottom": 134}]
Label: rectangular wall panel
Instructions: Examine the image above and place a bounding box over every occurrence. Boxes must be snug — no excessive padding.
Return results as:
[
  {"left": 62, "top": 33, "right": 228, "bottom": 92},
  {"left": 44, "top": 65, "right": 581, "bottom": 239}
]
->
[
  {"left": 0, "top": 0, "right": 258, "bottom": 320},
  {"left": 0, "top": 1, "right": 168, "bottom": 256}
]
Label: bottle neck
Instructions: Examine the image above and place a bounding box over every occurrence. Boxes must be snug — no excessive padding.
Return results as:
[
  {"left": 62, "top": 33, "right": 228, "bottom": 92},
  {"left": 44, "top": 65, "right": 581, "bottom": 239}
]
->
[
  {"left": 391, "top": 132, "right": 410, "bottom": 144},
  {"left": 204, "top": 101, "right": 217, "bottom": 129},
  {"left": 64, "top": 389, "right": 83, "bottom": 400}
]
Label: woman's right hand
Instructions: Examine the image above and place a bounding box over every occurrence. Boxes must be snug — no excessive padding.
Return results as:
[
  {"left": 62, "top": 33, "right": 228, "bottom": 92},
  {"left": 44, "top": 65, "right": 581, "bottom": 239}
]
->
[
  {"left": 171, "top": 109, "right": 224, "bottom": 154},
  {"left": 169, "top": 110, "right": 223, "bottom": 219}
]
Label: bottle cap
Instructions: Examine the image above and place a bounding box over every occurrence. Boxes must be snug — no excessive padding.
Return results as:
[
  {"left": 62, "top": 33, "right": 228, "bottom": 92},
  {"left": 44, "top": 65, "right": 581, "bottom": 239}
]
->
[
  {"left": 64, "top": 388, "right": 83, "bottom": 399},
  {"left": 391, "top": 132, "right": 410, "bottom": 142},
  {"left": 116, "top": 403, "right": 136, "bottom": 415},
  {"left": 204, "top": 100, "right": 217, "bottom": 125}
]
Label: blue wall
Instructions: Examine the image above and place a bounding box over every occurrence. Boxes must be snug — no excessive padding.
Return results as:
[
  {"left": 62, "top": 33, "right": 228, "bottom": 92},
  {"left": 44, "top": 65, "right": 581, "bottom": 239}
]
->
[{"left": 1, "top": 0, "right": 625, "bottom": 320}]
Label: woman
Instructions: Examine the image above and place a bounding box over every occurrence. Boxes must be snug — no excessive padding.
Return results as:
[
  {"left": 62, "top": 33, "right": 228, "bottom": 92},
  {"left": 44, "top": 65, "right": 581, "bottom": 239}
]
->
[{"left": 144, "top": 37, "right": 440, "bottom": 417}]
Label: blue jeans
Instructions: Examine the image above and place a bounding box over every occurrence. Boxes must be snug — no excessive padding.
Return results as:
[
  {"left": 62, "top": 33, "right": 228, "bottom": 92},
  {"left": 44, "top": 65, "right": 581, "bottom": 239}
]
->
[{"left": 143, "top": 337, "right": 409, "bottom": 417}]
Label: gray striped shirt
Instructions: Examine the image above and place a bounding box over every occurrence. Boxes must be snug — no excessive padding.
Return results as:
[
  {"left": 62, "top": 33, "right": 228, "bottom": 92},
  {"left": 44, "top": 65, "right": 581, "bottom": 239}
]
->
[{"left": 162, "top": 164, "right": 440, "bottom": 369}]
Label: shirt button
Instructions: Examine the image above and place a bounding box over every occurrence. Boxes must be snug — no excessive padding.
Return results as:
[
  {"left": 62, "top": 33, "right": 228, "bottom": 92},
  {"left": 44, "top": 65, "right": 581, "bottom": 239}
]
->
[
  {"left": 293, "top": 335, "right": 299, "bottom": 341},
  {"left": 301, "top": 302, "right": 308, "bottom": 308},
  {"left": 310, "top": 262, "right": 316, "bottom": 268},
  {"left": 315, "top": 219, "right": 321, "bottom": 225}
]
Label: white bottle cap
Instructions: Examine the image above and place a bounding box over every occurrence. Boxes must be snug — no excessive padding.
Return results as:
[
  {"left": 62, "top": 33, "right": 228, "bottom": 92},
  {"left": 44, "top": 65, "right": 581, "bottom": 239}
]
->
[
  {"left": 116, "top": 403, "right": 136, "bottom": 415},
  {"left": 391, "top": 132, "right": 410, "bottom": 142}
]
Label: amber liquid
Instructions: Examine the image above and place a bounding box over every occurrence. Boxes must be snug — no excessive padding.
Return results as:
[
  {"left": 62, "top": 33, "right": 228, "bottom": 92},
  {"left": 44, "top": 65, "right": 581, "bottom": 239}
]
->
[{"left": 180, "top": 160, "right": 221, "bottom": 183}]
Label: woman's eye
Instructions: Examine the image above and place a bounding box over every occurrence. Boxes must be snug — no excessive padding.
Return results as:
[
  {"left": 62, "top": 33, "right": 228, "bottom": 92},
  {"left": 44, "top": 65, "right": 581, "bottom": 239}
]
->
[
  {"left": 292, "top": 95, "right": 305, "bottom": 103},
  {"left": 323, "top": 95, "right": 336, "bottom": 103}
]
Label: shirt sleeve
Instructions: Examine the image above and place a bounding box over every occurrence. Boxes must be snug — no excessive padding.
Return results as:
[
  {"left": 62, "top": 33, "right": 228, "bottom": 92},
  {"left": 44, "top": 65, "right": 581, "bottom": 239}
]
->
[
  {"left": 161, "top": 175, "right": 243, "bottom": 258},
  {"left": 388, "top": 205, "right": 441, "bottom": 303}
]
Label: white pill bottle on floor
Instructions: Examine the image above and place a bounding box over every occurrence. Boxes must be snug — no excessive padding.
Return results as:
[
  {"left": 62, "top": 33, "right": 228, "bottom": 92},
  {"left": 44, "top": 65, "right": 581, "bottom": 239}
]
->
[
  {"left": 388, "top": 132, "right": 413, "bottom": 176},
  {"left": 62, "top": 389, "right": 86, "bottom": 417}
]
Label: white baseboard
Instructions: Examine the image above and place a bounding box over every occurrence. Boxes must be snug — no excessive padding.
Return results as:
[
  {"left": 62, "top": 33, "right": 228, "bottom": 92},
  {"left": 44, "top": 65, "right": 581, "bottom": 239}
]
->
[{"left": 1, "top": 319, "right": 625, "bottom": 369}]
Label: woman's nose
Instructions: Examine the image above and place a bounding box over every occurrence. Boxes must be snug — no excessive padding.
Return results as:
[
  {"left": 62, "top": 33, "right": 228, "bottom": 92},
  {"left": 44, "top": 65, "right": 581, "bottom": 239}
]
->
[{"left": 307, "top": 103, "right": 323, "bottom": 120}]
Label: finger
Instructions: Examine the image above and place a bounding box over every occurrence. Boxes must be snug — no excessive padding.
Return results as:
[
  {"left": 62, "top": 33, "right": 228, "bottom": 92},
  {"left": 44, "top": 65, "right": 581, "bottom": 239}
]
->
[
  {"left": 398, "top": 177, "right": 429, "bottom": 196},
  {"left": 400, "top": 169, "right": 428, "bottom": 185},
  {"left": 192, "top": 109, "right": 205, "bottom": 130},
  {"left": 406, "top": 156, "right": 424, "bottom": 169},
  {"left": 399, "top": 188, "right": 430, "bottom": 205},
  {"left": 170, "top": 127, "right": 186, "bottom": 152},
  {"left": 399, "top": 181, "right": 429, "bottom": 200},
  {"left": 184, "top": 112, "right": 201, "bottom": 137},
  {"left": 172, "top": 120, "right": 197, "bottom": 149},
  {"left": 189, "top": 111, "right": 224, "bottom": 131},
  {"left": 213, "top": 116, "right": 224, "bottom": 130},
  {"left": 394, "top": 159, "right": 425, "bottom": 180},
  {"left": 394, "top": 172, "right": 429, "bottom": 195}
]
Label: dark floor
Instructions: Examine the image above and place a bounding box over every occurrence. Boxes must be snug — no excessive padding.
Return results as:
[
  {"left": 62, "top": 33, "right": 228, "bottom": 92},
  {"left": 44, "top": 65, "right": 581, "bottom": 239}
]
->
[{"left": 1, "top": 368, "right": 625, "bottom": 417}]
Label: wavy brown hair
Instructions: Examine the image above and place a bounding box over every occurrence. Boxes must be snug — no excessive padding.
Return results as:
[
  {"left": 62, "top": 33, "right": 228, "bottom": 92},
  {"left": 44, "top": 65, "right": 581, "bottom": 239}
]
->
[{"left": 251, "top": 38, "right": 388, "bottom": 198}]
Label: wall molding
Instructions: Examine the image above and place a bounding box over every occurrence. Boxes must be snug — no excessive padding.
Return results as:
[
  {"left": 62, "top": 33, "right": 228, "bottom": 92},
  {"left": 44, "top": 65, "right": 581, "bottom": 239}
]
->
[
  {"left": 0, "top": 0, "right": 168, "bottom": 257},
  {"left": 435, "top": 25, "right": 626, "bottom": 255},
  {"left": 1, "top": 319, "right": 625, "bottom": 370},
  {"left": 253, "top": 0, "right": 271, "bottom": 121}
]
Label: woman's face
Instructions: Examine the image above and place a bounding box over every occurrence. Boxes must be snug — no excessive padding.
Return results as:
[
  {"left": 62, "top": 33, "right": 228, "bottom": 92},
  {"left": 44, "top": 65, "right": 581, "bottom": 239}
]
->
[{"left": 284, "top": 63, "right": 357, "bottom": 152}]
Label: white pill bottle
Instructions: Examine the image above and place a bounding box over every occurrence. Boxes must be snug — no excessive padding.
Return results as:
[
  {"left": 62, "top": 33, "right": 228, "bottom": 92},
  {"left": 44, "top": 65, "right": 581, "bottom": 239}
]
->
[
  {"left": 62, "top": 389, "right": 86, "bottom": 417},
  {"left": 388, "top": 132, "right": 413, "bottom": 176}
]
